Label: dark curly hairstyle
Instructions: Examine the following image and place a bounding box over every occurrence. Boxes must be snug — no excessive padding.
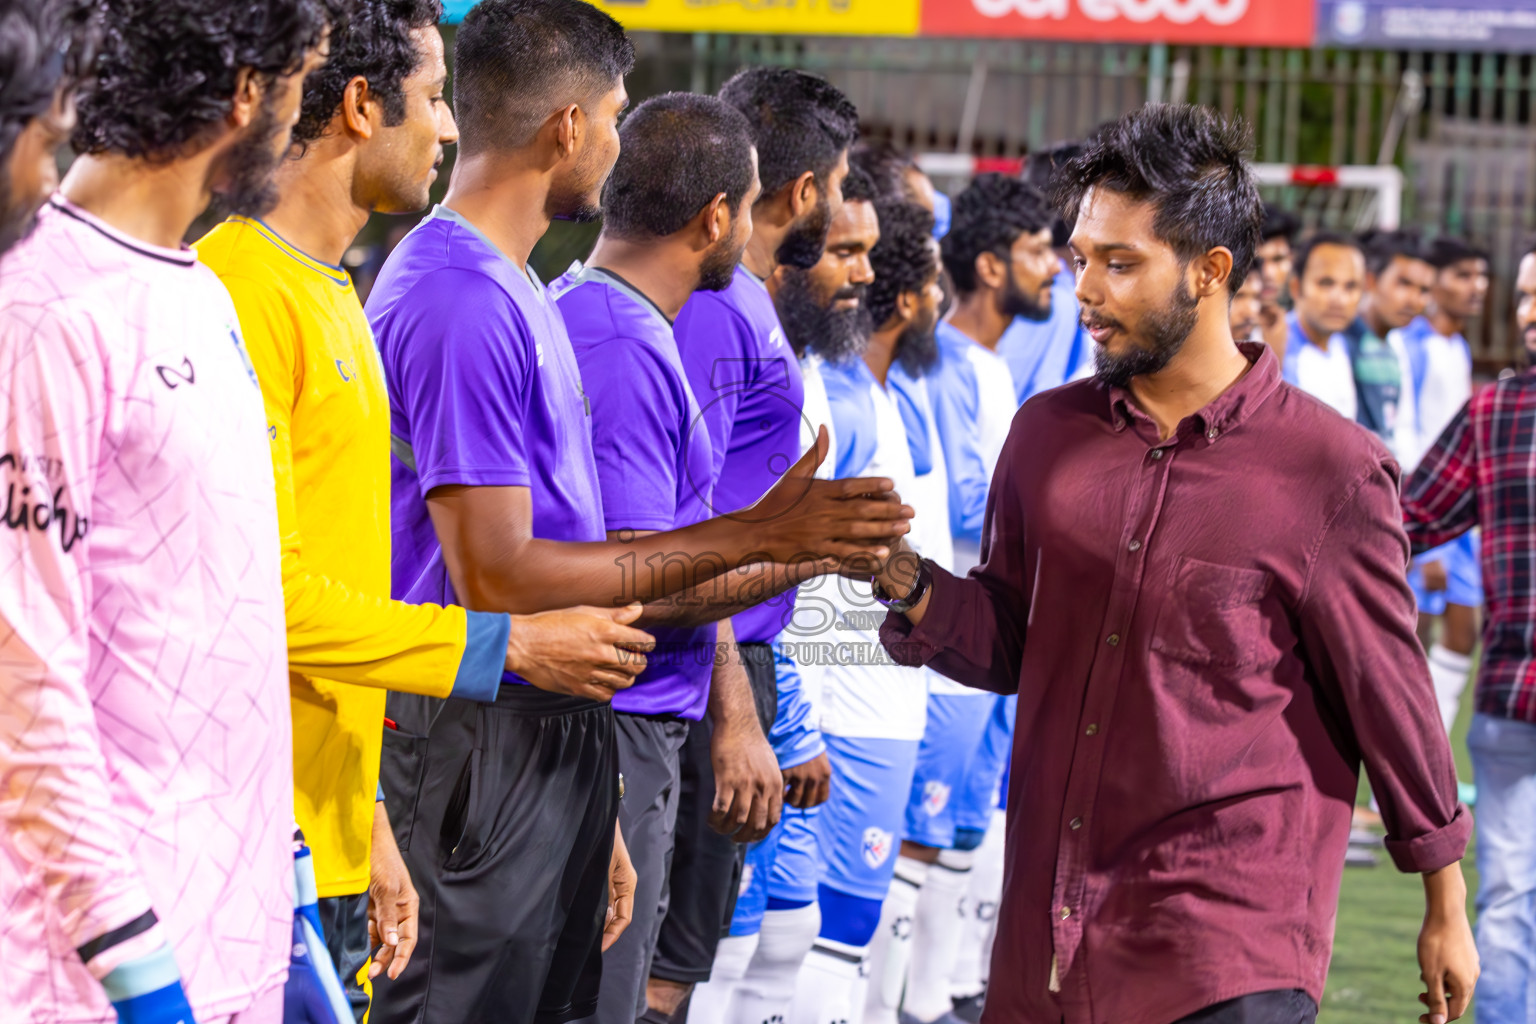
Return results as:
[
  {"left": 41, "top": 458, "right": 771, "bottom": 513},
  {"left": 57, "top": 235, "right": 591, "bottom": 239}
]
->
[
  {"left": 1053, "top": 104, "right": 1262, "bottom": 296},
  {"left": 292, "top": 0, "right": 442, "bottom": 147},
  {"left": 1, "top": 0, "right": 95, "bottom": 158},
  {"left": 718, "top": 67, "right": 858, "bottom": 202},
  {"left": 72, "top": 0, "right": 328, "bottom": 159},
  {"left": 453, "top": 0, "right": 633, "bottom": 156},
  {"left": 840, "top": 162, "right": 876, "bottom": 205},
  {"left": 941, "top": 172, "right": 1052, "bottom": 295},
  {"left": 867, "top": 198, "right": 937, "bottom": 332},
  {"left": 600, "top": 92, "right": 754, "bottom": 241}
]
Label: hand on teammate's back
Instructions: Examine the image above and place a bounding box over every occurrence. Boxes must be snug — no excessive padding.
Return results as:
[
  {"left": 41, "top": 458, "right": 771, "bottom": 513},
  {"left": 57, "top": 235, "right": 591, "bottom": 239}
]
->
[
  {"left": 783, "top": 751, "right": 832, "bottom": 809},
  {"left": 742, "top": 425, "right": 914, "bottom": 567},
  {"left": 505, "top": 604, "right": 655, "bottom": 701}
]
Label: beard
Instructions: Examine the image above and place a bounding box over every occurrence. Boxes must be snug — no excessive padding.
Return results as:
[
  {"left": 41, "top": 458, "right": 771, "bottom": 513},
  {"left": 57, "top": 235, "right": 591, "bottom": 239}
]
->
[
  {"left": 775, "top": 267, "right": 872, "bottom": 363},
  {"left": 999, "top": 266, "right": 1051, "bottom": 323},
  {"left": 215, "top": 98, "right": 290, "bottom": 218},
  {"left": 1090, "top": 281, "right": 1200, "bottom": 389},
  {"left": 895, "top": 305, "right": 940, "bottom": 376},
  {"left": 548, "top": 144, "right": 608, "bottom": 223},
  {"left": 775, "top": 192, "right": 832, "bottom": 270},
  {"left": 698, "top": 232, "right": 745, "bottom": 293}
]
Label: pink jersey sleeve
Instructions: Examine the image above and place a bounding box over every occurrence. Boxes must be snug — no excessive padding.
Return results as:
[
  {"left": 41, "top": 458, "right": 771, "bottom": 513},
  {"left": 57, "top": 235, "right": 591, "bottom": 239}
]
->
[{"left": 0, "top": 303, "right": 164, "bottom": 980}]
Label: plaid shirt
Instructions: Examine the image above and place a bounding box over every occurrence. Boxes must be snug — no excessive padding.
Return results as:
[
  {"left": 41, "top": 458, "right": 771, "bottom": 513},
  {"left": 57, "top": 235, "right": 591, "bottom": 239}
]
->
[{"left": 1403, "top": 370, "right": 1536, "bottom": 724}]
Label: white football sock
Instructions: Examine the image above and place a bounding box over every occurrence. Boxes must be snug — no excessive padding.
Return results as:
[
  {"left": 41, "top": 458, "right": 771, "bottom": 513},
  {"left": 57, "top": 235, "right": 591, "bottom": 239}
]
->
[
  {"left": 1427, "top": 644, "right": 1472, "bottom": 736},
  {"left": 688, "top": 932, "right": 758, "bottom": 1024},
  {"left": 737, "top": 903, "right": 820, "bottom": 1024},
  {"left": 950, "top": 812, "right": 1005, "bottom": 1000},
  {"left": 903, "top": 850, "right": 972, "bottom": 1022},
  {"left": 790, "top": 937, "right": 868, "bottom": 1024},
  {"left": 865, "top": 858, "right": 927, "bottom": 1023}
]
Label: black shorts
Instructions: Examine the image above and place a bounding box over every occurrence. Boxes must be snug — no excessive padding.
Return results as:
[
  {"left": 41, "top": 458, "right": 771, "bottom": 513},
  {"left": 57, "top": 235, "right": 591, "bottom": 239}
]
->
[
  {"left": 370, "top": 686, "right": 618, "bottom": 1024},
  {"left": 650, "top": 641, "right": 778, "bottom": 984}
]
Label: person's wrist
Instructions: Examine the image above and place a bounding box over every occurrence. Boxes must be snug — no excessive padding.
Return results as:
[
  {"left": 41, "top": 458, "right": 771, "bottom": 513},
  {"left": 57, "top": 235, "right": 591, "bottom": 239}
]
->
[{"left": 503, "top": 614, "right": 528, "bottom": 674}]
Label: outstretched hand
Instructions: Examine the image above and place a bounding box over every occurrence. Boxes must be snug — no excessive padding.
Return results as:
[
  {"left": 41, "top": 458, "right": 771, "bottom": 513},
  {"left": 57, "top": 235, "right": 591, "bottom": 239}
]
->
[{"left": 745, "top": 426, "right": 915, "bottom": 567}]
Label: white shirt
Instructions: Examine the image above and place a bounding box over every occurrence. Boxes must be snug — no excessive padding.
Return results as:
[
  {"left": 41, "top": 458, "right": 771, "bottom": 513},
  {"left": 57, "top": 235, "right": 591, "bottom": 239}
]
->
[{"left": 1292, "top": 337, "right": 1358, "bottom": 420}]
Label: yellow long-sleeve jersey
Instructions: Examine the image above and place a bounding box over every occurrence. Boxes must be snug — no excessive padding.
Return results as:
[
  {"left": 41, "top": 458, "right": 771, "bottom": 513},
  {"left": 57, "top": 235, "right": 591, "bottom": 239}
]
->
[{"left": 197, "top": 218, "right": 507, "bottom": 897}]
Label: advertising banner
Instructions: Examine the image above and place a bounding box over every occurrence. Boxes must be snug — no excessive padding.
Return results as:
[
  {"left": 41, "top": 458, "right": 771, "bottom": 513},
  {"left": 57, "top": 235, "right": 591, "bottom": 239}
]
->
[
  {"left": 918, "top": 0, "right": 1313, "bottom": 45},
  {"left": 1317, "top": 0, "right": 1536, "bottom": 51},
  {"left": 442, "top": 0, "right": 921, "bottom": 35}
]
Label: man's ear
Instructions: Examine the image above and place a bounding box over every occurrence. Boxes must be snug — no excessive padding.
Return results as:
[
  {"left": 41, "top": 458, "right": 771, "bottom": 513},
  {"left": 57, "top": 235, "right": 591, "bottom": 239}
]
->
[
  {"left": 700, "top": 192, "right": 729, "bottom": 246},
  {"left": 340, "top": 76, "right": 376, "bottom": 140},
  {"left": 895, "top": 288, "right": 919, "bottom": 326},
  {"left": 1192, "top": 246, "right": 1234, "bottom": 299},
  {"left": 975, "top": 250, "right": 1007, "bottom": 292},
  {"left": 229, "top": 67, "right": 261, "bottom": 130},
  {"left": 554, "top": 103, "right": 583, "bottom": 160},
  {"left": 788, "top": 169, "right": 818, "bottom": 219}
]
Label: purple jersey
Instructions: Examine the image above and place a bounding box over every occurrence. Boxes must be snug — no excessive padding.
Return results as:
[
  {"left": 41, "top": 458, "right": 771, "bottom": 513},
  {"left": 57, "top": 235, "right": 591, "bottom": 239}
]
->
[
  {"left": 675, "top": 266, "right": 804, "bottom": 645},
  {"left": 368, "top": 206, "right": 605, "bottom": 687},
  {"left": 556, "top": 268, "right": 716, "bottom": 719}
]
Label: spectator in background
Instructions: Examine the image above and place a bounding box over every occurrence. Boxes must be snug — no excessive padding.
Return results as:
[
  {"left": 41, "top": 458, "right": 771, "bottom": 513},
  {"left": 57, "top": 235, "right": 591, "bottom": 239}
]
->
[
  {"left": 1257, "top": 203, "right": 1299, "bottom": 359},
  {"left": 1355, "top": 231, "right": 1435, "bottom": 458},
  {"left": 1398, "top": 238, "right": 1489, "bottom": 761},
  {"left": 0, "top": 0, "right": 92, "bottom": 254},
  {"left": 995, "top": 142, "right": 1090, "bottom": 405},
  {"left": 1402, "top": 241, "right": 1536, "bottom": 1024},
  {"left": 1229, "top": 262, "right": 1264, "bottom": 342},
  {"left": 1283, "top": 232, "right": 1370, "bottom": 420}
]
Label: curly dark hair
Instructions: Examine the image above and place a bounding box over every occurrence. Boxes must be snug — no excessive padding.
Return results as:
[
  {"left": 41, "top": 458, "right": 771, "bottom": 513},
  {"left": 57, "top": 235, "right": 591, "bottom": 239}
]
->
[
  {"left": 841, "top": 162, "right": 876, "bottom": 205},
  {"left": 1052, "top": 104, "right": 1262, "bottom": 296},
  {"left": 1, "top": 0, "right": 95, "bottom": 158},
  {"left": 601, "top": 92, "right": 754, "bottom": 241},
  {"left": 851, "top": 140, "right": 919, "bottom": 203},
  {"left": 941, "top": 172, "right": 1052, "bottom": 295},
  {"left": 867, "top": 198, "right": 937, "bottom": 333},
  {"left": 454, "top": 0, "right": 634, "bottom": 156},
  {"left": 718, "top": 67, "right": 858, "bottom": 202},
  {"left": 292, "top": 0, "right": 442, "bottom": 146},
  {"left": 72, "top": 0, "right": 328, "bottom": 159}
]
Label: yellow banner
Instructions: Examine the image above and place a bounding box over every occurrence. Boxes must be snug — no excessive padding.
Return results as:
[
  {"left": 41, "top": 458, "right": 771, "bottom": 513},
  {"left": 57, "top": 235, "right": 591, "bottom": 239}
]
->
[{"left": 586, "top": 0, "right": 920, "bottom": 36}]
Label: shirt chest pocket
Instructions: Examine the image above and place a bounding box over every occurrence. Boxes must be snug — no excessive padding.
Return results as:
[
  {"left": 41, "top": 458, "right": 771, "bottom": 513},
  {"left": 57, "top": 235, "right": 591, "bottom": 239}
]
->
[{"left": 1150, "top": 556, "right": 1278, "bottom": 670}]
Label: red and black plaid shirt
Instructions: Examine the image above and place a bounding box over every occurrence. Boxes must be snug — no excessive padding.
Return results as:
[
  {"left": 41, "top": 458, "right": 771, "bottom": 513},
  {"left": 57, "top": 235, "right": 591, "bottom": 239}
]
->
[{"left": 1403, "top": 370, "right": 1536, "bottom": 724}]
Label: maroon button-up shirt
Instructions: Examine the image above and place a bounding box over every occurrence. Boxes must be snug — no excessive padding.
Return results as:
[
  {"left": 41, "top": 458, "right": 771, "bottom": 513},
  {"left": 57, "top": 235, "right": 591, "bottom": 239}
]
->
[{"left": 882, "top": 343, "right": 1469, "bottom": 1024}]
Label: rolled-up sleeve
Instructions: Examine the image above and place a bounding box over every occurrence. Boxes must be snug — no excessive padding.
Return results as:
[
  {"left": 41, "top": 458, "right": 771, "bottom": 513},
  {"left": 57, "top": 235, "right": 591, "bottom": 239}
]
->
[{"left": 1297, "top": 456, "right": 1471, "bottom": 873}]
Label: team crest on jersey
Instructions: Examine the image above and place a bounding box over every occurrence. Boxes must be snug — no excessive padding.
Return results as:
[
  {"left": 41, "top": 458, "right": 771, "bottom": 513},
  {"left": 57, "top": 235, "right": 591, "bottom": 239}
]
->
[
  {"left": 921, "top": 780, "right": 951, "bottom": 817},
  {"left": 861, "top": 827, "right": 894, "bottom": 869}
]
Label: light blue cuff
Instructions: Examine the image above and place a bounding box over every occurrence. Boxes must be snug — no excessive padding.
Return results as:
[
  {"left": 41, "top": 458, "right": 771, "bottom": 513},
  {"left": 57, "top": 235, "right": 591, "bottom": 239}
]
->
[
  {"left": 775, "top": 729, "right": 827, "bottom": 771},
  {"left": 100, "top": 943, "right": 181, "bottom": 1003},
  {"left": 376, "top": 780, "right": 385, "bottom": 802},
  {"left": 451, "top": 611, "right": 510, "bottom": 703}
]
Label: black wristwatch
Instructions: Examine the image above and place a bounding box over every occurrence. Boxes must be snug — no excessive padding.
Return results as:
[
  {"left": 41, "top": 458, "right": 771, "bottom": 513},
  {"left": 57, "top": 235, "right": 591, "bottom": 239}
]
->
[{"left": 872, "top": 558, "right": 932, "bottom": 614}]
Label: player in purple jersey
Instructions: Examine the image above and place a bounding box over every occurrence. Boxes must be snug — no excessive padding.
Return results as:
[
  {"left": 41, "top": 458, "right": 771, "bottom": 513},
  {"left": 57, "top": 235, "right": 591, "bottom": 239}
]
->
[
  {"left": 0, "top": 0, "right": 92, "bottom": 253},
  {"left": 0, "top": 2, "right": 327, "bottom": 1022},
  {"left": 669, "top": 66, "right": 862, "bottom": 1016},
  {"left": 365, "top": 6, "right": 910, "bottom": 1023},
  {"left": 552, "top": 92, "right": 779, "bottom": 1024}
]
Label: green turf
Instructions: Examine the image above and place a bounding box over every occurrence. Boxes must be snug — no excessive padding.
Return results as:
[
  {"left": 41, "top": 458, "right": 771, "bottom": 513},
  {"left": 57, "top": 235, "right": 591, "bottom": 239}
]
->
[{"left": 1320, "top": 668, "right": 1480, "bottom": 1023}]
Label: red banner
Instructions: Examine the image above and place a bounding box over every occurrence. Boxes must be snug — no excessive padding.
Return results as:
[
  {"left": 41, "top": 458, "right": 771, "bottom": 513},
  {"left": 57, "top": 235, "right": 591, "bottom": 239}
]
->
[{"left": 919, "top": 0, "right": 1314, "bottom": 46}]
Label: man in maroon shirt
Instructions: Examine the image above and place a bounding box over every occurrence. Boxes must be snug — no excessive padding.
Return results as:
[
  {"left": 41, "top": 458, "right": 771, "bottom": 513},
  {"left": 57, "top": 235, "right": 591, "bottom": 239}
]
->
[{"left": 871, "top": 104, "right": 1478, "bottom": 1024}]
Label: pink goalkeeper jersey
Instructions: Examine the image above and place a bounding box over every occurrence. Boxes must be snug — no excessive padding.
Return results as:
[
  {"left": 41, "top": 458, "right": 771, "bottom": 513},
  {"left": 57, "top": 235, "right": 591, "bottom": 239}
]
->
[{"left": 0, "top": 198, "right": 292, "bottom": 1022}]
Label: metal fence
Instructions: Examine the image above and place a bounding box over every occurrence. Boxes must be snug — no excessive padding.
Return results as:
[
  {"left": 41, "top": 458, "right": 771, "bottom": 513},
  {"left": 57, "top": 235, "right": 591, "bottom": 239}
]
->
[{"left": 626, "top": 32, "right": 1536, "bottom": 367}]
